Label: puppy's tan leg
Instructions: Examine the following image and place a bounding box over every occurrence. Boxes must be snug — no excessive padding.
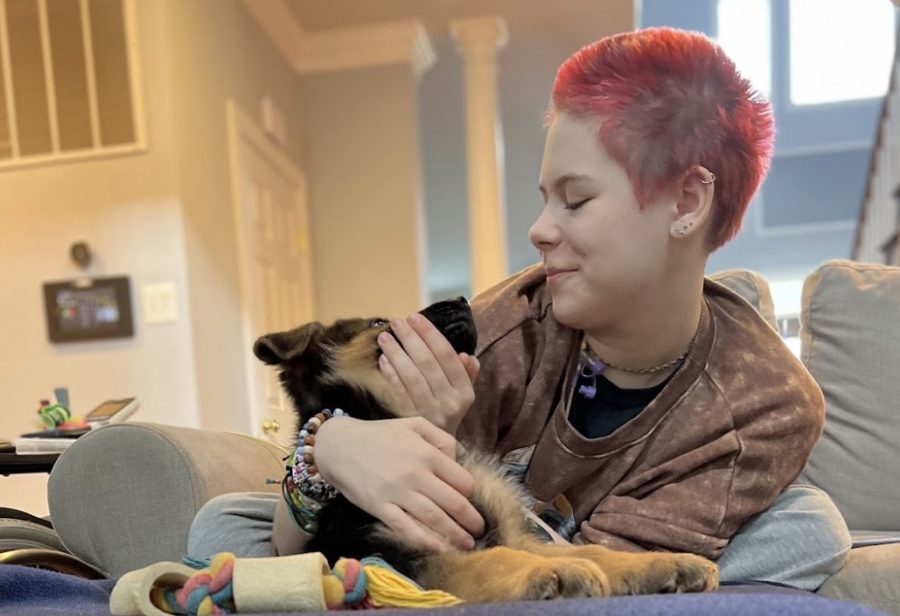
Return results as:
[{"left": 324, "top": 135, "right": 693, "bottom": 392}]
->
[
  {"left": 420, "top": 546, "right": 611, "bottom": 603},
  {"left": 524, "top": 542, "right": 718, "bottom": 595}
]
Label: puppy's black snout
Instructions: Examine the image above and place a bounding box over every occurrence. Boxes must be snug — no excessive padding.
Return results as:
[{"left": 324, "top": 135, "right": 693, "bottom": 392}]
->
[{"left": 418, "top": 298, "right": 476, "bottom": 355}]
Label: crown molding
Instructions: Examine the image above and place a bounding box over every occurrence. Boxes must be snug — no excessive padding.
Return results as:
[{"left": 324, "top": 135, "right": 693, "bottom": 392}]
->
[
  {"left": 240, "top": 0, "right": 306, "bottom": 72},
  {"left": 241, "top": 0, "right": 435, "bottom": 80},
  {"left": 298, "top": 19, "right": 435, "bottom": 78}
]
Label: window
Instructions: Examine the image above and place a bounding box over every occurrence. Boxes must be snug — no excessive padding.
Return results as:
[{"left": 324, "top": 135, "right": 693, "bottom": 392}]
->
[
  {"left": 717, "top": 0, "right": 771, "bottom": 99},
  {"left": 0, "top": 0, "right": 142, "bottom": 168},
  {"left": 770, "top": 278, "right": 804, "bottom": 359},
  {"left": 789, "top": 0, "right": 896, "bottom": 106}
]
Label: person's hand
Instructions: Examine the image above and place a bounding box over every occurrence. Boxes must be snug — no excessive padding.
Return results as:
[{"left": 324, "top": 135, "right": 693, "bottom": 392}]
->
[
  {"left": 315, "top": 416, "right": 485, "bottom": 551},
  {"left": 377, "top": 314, "right": 480, "bottom": 434}
]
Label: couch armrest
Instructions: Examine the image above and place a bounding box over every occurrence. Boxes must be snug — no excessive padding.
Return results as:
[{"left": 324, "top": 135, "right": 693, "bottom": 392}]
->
[
  {"left": 817, "top": 544, "right": 900, "bottom": 616},
  {"left": 48, "top": 422, "right": 285, "bottom": 577}
]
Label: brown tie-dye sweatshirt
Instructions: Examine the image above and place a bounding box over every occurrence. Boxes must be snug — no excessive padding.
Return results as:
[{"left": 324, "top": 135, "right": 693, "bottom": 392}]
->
[{"left": 458, "top": 265, "right": 824, "bottom": 559}]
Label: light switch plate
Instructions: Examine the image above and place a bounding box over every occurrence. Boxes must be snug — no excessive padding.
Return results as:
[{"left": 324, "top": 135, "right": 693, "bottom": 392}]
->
[{"left": 142, "top": 282, "right": 178, "bottom": 324}]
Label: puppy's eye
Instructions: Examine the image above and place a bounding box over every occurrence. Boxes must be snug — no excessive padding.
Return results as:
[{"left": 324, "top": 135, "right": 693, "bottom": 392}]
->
[{"left": 369, "top": 319, "right": 388, "bottom": 328}]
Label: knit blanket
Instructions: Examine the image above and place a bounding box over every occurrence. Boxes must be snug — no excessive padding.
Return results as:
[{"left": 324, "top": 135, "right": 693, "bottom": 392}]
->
[
  {"left": 0, "top": 564, "right": 114, "bottom": 615},
  {"left": 0, "top": 558, "right": 884, "bottom": 616}
]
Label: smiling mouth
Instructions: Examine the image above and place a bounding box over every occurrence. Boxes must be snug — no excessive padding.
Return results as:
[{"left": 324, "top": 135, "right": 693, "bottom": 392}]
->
[{"left": 546, "top": 269, "right": 575, "bottom": 281}]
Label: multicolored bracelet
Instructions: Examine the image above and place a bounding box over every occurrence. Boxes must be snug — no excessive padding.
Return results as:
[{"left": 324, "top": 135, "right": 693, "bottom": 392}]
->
[
  {"left": 282, "top": 408, "right": 346, "bottom": 532},
  {"left": 281, "top": 474, "right": 321, "bottom": 534}
]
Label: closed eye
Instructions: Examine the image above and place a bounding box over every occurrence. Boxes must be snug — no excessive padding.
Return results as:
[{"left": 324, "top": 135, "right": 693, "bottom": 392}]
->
[{"left": 565, "top": 199, "right": 589, "bottom": 211}]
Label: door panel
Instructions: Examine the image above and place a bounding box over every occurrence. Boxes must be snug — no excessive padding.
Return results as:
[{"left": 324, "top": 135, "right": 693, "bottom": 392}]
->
[{"left": 228, "top": 101, "right": 314, "bottom": 447}]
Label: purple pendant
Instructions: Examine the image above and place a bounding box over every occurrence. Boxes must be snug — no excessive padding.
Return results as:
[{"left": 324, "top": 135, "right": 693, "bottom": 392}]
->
[
  {"left": 577, "top": 347, "right": 605, "bottom": 400},
  {"left": 578, "top": 383, "right": 597, "bottom": 399}
]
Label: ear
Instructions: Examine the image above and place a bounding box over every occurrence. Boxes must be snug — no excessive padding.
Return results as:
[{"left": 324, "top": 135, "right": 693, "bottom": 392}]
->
[
  {"left": 253, "top": 322, "right": 324, "bottom": 365},
  {"left": 669, "top": 165, "right": 716, "bottom": 241}
]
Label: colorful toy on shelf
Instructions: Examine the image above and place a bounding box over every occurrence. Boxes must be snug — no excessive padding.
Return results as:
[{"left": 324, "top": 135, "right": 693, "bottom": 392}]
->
[
  {"left": 37, "top": 402, "right": 70, "bottom": 429},
  {"left": 33, "top": 387, "right": 88, "bottom": 431}
]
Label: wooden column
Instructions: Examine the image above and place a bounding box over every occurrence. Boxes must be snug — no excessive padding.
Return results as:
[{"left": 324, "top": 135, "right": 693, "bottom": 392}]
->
[{"left": 450, "top": 17, "right": 509, "bottom": 295}]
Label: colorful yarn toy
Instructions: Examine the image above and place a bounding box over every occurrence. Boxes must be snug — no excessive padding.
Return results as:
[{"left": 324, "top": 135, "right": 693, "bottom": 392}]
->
[
  {"left": 153, "top": 552, "right": 461, "bottom": 614},
  {"left": 152, "top": 552, "right": 235, "bottom": 615},
  {"left": 324, "top": 557, "right": 462, "bottom": 610}
]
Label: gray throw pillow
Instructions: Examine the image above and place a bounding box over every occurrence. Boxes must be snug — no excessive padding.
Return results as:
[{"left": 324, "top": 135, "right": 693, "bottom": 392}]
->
[{"left": 799, "top": 260, "right": 900, "bottom": 532}]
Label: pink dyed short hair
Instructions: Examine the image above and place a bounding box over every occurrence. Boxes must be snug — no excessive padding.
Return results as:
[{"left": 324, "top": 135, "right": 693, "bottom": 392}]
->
[{"left": 551, "top": 27, "right": 775, "bottom": 250}]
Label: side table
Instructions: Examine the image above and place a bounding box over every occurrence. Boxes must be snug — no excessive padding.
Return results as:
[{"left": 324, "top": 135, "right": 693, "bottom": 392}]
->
[{"left": 0, "top": 452, "right": 59, "bottom": 476}]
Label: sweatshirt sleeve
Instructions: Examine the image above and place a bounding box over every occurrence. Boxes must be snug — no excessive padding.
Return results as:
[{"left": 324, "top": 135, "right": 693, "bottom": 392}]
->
[
  {"left": 573, "top": 430, "right": 741, "bottom": 558},
  {"left": 714, "top": 359, "right": 825, "bottom": 544}
]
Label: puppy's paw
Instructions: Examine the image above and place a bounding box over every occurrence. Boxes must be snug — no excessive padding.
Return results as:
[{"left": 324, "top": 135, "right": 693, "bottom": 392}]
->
[
  {"left": 612, "top": 553, "right": 718, "bottom": 595},
  {"left": 523, "top": 558, "right": 611, "bottom": 600}
]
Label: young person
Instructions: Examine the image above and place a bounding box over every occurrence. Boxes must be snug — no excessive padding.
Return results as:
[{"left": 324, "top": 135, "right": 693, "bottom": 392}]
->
[{"left": 190, "top": 27, "right": 850, "bottom": 591}]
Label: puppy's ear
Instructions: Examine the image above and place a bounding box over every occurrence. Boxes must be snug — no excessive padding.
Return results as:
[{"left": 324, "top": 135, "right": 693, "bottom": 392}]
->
[{"left": 254, "top": 322, "right": 324, "bottom": 365}]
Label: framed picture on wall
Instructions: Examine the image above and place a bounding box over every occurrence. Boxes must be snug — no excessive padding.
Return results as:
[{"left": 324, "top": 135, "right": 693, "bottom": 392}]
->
[{"left": 42, "top": 276, "right": 134, "bottom": 343}]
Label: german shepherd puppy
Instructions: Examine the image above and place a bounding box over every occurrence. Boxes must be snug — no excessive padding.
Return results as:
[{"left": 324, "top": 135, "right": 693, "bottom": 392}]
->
[{"left": 254, "top": 298, "right": 718, "bottom": 602}]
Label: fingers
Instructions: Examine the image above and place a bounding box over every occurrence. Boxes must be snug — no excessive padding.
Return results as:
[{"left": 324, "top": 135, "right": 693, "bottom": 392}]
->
[
  {"left": 378, "top": 329, "right": 433, "bottom": 404},
  {"left": 377, "top": 353, "right": 415, "bottom": 414},
  {"left": 425, "top": 476, "right": 485, "bottom": 538},
  {"left": 460, "top": 353, "right": 480, "bottom": 384},
  {"left": 319, "top": 417, "right": 483, "bottom": 552},
  {"left": 406, "top": 314, "right": 474, "bottom": 392},
  {"left": 400, "top": 492, "right": 475, "bottom": 550},
  {"left": 410, "top": 416, "right": 457, "bottom": 458},
  {"left": 381, "top": 315, "right": 471, "bottom": 399},
  {"left": 377, "top": 315, "right": 478, "bottom": 436},
  {"left": 409, "top": 419, "right": 484, "bottom": 536},
  {"left": 378, "top": 503, "right": 449, "bottom": 553}
]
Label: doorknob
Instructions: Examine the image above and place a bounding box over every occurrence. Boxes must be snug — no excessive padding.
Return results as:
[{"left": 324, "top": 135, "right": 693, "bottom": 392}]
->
[{"left": 262, "top": 419, "right": 280, "bottom": 435}]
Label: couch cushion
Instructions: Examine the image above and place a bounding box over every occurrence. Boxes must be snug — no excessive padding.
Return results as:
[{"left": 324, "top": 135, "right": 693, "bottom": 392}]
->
[
  {"left": 798, "top": 260, "right": 900, "bottom": 532},
  {"left": 707, "top": 269, "right": 777, "bottom": 330},
  {"left": 817, "top": 543, "right": 900, "bottom": 616}
]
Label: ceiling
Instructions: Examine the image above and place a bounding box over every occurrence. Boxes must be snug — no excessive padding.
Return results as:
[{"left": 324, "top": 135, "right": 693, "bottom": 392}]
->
[{"left": 286, "top": 0, "right": 634, "bottom": 47}]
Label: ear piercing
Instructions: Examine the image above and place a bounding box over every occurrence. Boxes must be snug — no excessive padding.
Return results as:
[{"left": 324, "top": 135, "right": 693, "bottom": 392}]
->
[
  {"left": 674, "top": 173, "right": 713, "bottom": 236},
  {"left": 674, "top": 221, "right": 694, "bottom": 236}
]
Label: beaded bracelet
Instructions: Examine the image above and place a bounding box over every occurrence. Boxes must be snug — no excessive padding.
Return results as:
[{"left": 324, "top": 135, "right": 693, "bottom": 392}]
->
[
  {"left": 281, "top": 408, "right": 346, "bottom": 532},
  {"left": 293, "top": 407, "right": 345, "bottom": 501}
]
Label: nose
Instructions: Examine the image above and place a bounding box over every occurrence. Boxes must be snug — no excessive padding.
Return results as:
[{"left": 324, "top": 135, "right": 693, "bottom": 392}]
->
[{"left": 529, "top": 206, "right": 560, "bottom": 253}]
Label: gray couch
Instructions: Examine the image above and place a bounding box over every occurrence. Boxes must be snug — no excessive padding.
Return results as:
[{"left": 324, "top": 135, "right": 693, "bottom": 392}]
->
[{"left": 46, "top": 260, "right": 900, "bottom": 614}]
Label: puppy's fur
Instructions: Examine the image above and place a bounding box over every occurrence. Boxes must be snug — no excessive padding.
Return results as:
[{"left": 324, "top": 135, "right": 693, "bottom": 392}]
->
[{"left": 255, "top": 298, "right": 718, "bottom": 602}]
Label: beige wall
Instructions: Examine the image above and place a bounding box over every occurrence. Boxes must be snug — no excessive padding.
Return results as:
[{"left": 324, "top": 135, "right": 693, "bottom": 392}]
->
[
  {"left": 0, "top": 0, "right": 189, "bottom": 514},
  {"left": 0, "top": 0, "right": 628, "bottom": 515},
  {"left": 0, "top": 0, "right": 309, "bottom": 513},
  {"left": 301, "top": 65, "right": 427, "bottom": 323},
  {"left": 163, "top": 0, "right": 307, "bottom": 434}
]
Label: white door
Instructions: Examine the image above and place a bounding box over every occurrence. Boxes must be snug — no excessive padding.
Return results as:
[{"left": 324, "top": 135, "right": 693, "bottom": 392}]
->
[{"left": 227, "top": 100, "right": 315, "bottom": 448}]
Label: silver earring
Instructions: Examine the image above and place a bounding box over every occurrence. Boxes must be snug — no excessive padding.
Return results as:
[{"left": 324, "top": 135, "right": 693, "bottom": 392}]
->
[
  {"left": 699, "top": 173, "right": 716, "bottom": 185},
  {"left": 675, "top": 226, "right": 687, "bottom": 236}
]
